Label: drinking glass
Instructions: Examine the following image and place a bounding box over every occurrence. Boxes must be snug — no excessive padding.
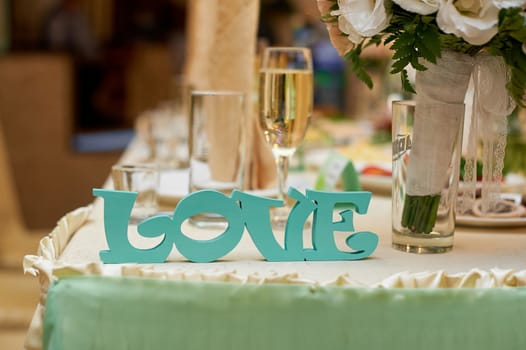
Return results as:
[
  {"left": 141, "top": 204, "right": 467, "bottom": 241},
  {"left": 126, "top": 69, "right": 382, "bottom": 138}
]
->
[
  {"left": 258, "top": 47, "right": 313, "bottom": 226},
  {"left": 188, "top": 90, "right": 247, "bottom": 227},
  {"left": 391, "top": 100, "right": 464, "bottom": 253},
  {"left": 111, "top": 163, "right": 160, "bottom": 224}
]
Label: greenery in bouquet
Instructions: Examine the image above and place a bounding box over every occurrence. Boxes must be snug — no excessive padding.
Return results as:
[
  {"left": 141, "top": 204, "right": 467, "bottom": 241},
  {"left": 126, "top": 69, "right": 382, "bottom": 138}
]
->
[
  {"left": 319, "top": 0, "right": 526, "bottom": 104},
  {"left": 318, "top": 0, "right": 526, "bottom": 233}
]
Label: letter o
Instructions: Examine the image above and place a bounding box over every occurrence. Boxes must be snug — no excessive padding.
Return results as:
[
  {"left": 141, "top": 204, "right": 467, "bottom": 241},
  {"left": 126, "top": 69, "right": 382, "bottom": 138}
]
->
[{"left": 171, "top": 190, "right": 244, "bottom": 262}]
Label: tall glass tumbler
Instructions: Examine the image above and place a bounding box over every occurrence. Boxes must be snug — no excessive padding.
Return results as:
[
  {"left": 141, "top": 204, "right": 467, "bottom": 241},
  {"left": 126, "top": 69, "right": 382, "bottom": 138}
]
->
[
  {"left": 392, "top": 100, "right": 464, "bottom": 253},
  {"left": 188, "top": 90, "right": 246, "bottom": 227}
]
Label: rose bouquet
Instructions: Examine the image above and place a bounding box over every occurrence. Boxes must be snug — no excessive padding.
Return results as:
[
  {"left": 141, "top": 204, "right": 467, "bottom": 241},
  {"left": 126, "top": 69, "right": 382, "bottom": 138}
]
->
[{"left": 318, "top": 0, "right": 526, "bottom": 234}]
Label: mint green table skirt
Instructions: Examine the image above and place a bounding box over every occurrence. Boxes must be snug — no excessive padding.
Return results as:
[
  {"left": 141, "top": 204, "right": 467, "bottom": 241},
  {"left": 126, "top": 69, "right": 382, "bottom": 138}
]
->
[{"left": 44, "top": 276, "right": 526, "bottom": 350}]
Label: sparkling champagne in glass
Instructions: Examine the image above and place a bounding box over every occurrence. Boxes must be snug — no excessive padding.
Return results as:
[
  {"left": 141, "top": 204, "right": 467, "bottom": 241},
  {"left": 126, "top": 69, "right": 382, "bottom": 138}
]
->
[{"left": 259, "top": 47, "right": 313, "bottom": 226}]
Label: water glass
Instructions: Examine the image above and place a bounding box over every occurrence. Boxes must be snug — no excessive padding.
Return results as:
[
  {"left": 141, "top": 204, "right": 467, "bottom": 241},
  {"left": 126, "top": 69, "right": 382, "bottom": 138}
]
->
[
  {"left": 135, "top": 106, "right": 188, "bottom": 169},
  {"left": 111, "top": 163, "right": 160, "bottom": 223},
  {"left": 188, "top": 90, "right": 246, "bottom": 227}
]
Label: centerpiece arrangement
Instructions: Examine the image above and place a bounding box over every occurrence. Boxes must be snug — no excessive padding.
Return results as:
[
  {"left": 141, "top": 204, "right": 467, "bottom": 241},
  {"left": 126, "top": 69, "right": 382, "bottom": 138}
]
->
[{"left": 318, "top": 0, "right": 526, "bottom": 251}]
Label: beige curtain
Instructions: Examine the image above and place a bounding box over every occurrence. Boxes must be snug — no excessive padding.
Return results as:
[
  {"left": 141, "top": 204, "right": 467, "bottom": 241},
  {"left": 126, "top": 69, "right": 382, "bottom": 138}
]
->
[{"left": 184, "top": 0, "right": 276, "bottom": 190}]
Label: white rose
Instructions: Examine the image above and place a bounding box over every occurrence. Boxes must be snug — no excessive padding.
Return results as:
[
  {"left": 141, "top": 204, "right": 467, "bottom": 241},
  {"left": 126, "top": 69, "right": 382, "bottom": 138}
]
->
[
  {"left": 336, "top": 15, "right": 364, "bottom": 44},
  {"left": 437, "top": 0, "right": 501, "bottom": 45},
  {"left": 494, "top": 0, "right": 526, "bottom": 8},
  {"left": 392, "top": 0, "right": 439, "bottom": 15},
  {"left": 333, "top": 0, "right": 392, "bottom": 44}
]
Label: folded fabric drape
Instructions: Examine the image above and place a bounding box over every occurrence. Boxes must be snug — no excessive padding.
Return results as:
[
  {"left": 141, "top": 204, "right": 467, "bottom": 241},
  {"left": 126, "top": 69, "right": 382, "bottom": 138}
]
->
[{"left": 184, "top": 0, "right": 277, "bottom": 190}]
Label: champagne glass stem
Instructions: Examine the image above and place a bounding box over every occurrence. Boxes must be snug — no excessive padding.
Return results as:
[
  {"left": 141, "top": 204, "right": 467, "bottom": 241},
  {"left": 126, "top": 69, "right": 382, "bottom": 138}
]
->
[{"left": 275, "top": 154, "right": 289, "bottom": 202}]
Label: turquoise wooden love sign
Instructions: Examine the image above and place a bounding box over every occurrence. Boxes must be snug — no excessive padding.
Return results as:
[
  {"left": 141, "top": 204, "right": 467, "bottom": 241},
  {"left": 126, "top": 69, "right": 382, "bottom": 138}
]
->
[{"left": 93, "top": 188, "right": 379, "bottom": 263}]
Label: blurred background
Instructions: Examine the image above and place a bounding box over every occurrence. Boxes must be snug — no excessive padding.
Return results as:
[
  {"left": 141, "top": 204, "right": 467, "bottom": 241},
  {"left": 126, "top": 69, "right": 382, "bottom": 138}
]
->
[
  {"left": 0, "top": 0, "right": 398, "bottom": 231},
  {"left": 0, "top": 0, "right": 397, "bottom": 347}
]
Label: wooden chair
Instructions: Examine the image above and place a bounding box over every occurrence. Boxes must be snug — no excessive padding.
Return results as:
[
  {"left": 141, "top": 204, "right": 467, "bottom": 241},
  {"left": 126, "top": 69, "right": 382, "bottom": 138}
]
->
[{"left": 0, "top": 54, "right": 121, "bottom": 230}]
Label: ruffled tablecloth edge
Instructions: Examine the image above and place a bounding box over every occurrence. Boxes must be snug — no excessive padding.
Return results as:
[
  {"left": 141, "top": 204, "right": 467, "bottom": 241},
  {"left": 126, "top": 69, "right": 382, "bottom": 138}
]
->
[{"left": 21, "top": 205, "right": 526, "bottom": 349}]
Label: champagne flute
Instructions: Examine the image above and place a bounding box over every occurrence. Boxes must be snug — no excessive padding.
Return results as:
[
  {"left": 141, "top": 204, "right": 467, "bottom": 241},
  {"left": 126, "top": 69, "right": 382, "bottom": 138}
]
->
[{"left": 258, "top": 47, "right": 313, "bottom": 227}]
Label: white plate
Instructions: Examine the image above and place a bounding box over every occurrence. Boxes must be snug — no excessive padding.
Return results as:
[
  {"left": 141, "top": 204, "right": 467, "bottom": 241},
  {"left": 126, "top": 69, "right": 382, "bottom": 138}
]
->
[
  {"left": 456, "top": 193, "right": 526, "bottom": 227},
  {"left": 456, "top": 215, "right": 526, "bottom": 228}
]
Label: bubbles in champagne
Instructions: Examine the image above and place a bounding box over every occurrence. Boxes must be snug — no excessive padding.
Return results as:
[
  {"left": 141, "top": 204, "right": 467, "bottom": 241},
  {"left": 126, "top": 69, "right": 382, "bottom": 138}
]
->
[{"left": 259, "top": 68, "right": 313, "bottom": 157}]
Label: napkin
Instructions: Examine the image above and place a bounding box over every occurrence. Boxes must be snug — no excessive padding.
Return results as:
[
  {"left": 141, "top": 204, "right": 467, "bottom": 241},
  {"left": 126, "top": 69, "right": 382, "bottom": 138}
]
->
[{"left": 184, "top": 0, "right": 277, "bottom": 190}]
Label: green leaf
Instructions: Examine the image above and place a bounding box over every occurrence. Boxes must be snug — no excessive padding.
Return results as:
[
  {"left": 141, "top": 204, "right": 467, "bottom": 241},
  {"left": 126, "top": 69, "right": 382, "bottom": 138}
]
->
[
  {"left": 410, "top": 56, "right": 428, "bottom": 71},
  {"left": 365, "top": 35, "right": 383, "bottom": 47},
  {"left": 390, "top": 58, "right": 410, "bottom": 74},
  {"left": 391, "top": 47, "right": 411, "bottom": 60},
  {"left": 386, "top": 13, "right": 441, "bottom": 81},
  {"left": 401, "top": 69, "right": 416, "bottom": 94},
  {"left": 420, "top": 26, "right": 441, "bottom": 58},
  {"left": 384, "top": 34, "right": 398, "bottom": 45},
  {"left": 415, "top": 43, "right": 437, "bottom": 64},
  {"left": 344, "top": 43, "right": 374, "bottom": 89}
]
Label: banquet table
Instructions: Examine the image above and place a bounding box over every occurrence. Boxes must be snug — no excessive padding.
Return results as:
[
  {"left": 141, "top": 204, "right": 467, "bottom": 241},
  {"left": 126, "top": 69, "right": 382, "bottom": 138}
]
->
[{"left": 23, "top": 139, "right": 526, "bottom": 350}]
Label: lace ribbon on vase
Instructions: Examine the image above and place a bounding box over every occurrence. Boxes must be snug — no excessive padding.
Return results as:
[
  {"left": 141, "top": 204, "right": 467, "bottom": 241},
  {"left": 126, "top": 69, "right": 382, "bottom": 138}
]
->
[{"left": 460, "top": 54, "right": 515, "bottom": 214}]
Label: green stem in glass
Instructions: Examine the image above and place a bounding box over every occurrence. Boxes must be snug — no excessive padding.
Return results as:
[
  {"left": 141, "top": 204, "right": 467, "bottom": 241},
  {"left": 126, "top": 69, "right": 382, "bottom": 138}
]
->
[{"left": 401, "top": 194, "right": 441, "bottom": 234}]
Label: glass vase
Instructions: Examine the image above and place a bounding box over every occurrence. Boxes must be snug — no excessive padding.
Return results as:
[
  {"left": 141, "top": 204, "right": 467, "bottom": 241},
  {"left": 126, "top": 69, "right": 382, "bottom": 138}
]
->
[{"left": 391, "top": 100, "right": 464, "bottom": 253}]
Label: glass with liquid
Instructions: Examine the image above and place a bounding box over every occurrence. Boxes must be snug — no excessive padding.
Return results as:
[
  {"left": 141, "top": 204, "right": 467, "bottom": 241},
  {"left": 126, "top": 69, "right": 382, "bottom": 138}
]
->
[
  {"left": 259, "top": 47, "right": 313, "bottom": 226},
  {"left": 188, "top": 90, "right": 246, "bottom": 227},
  {"left": 111, "top": 163, "right": 160, "bottom": 224}
]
